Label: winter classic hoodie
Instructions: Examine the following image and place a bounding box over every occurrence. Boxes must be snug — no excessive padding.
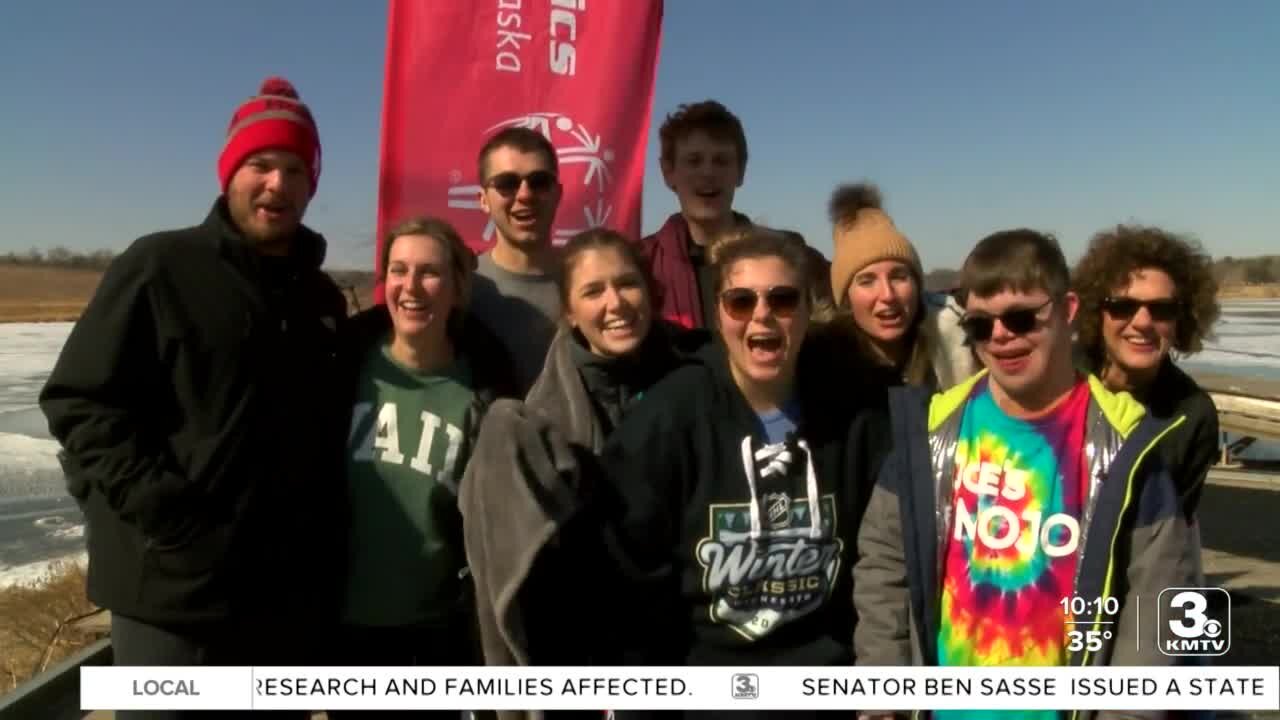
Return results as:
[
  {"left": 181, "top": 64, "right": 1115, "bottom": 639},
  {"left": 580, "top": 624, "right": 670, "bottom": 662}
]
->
[{"left": 594, "top": 338, "right": 892, "bottom": 667}]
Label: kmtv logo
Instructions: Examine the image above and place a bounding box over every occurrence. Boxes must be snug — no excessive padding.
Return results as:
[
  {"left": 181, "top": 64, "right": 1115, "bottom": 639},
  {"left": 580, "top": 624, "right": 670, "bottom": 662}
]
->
[
  {"left": 1158, "top": 587, "right": 1231, "bottom": 656},
  {"left": 447, "top": 112, "right": 615, "bottom": 247},
  {"left": 732, "top": 673, "right": 759, "bottom": 700}
]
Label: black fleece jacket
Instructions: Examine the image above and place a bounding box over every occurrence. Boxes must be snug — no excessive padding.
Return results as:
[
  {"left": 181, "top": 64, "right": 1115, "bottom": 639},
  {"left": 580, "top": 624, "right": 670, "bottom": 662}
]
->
[
  {"left": 568, "top": 320, "right": 711, "bottom": 437},
  {"left": 1137, "top": 359, "right": 1220, "bottom": 518},
  {"left": 594, "top": 337, "right": 892, "bottom": 667},
  {"left": 39, "top": 199, "right": 349, "bottom": 629}
]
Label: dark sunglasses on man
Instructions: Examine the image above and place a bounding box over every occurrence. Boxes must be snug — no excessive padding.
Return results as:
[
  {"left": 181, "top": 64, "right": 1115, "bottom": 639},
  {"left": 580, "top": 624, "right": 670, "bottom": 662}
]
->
[
  {"left": 959, "top": 298, "right": 1054, "bottom": 343},
  {"left": 483, "top": 170, "right": 558, "bottom": 196},
  {"left": 1101, "top": 296, "right": 1180, "bottom": 323},
  {"left": 720, "top": 286, "right": 803, "bottom": 321}
]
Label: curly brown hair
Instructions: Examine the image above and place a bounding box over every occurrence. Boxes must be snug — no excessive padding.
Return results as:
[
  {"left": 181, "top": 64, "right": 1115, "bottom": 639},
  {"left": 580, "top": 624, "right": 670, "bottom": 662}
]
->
[
  {"left": 1072, "top": 224, "right": 1220, "bottom": 370},
  {"left": 658, "top": 100, "right": 748, "bottom": 173}
]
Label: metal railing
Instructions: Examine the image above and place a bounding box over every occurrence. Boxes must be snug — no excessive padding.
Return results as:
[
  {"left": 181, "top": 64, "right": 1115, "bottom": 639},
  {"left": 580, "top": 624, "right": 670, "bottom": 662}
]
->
[{"left": 0, "top": 638, "right": 111, "bottom": 720}]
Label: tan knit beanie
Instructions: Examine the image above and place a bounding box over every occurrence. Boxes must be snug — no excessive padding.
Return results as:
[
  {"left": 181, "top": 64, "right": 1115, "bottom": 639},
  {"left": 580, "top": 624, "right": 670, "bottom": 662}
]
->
[{"left": 828, "top": 182, "right": 922, "bottom": 305}]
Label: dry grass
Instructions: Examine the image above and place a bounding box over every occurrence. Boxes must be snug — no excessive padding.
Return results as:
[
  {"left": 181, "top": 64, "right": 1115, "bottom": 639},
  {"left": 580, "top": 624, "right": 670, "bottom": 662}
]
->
[
  {"left": 1219, "top": 283, "right": 1280, "bottom": 300},
  {"left": 1, "top": 262, "right": 1273, "bottom": 325},
  {"left": 0, "top": 263, "right": 377, "bottom": 322},
  {"left": 335, "top": 276, "right": 377, "bottom": 314},
  {"left": 0, "top": 264, "right": 104, "bottom": 323},
  {"left": 0, "top": 561, "right": 105, "bottom": 697}
]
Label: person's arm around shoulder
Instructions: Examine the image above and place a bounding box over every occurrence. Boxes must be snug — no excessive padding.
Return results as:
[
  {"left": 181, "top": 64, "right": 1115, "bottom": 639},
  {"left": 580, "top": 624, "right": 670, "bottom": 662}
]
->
[{"left": 38, "top": 236, "right": 190, "bottom": 540}]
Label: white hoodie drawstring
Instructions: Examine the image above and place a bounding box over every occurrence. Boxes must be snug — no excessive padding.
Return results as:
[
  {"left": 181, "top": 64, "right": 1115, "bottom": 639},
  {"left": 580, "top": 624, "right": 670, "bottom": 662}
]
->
[{"left": 741, "top": 435, "right": 824, "bottom": 543}]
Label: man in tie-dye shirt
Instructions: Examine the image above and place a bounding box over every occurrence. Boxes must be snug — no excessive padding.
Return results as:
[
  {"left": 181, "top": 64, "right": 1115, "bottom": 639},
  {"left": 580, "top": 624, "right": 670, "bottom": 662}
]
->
[
  {"left": 853, "top": 229, "right": 1197, "bottom": 720},
  {"left": 938, "top": 375, "right": 1091, "bottom": 673}
]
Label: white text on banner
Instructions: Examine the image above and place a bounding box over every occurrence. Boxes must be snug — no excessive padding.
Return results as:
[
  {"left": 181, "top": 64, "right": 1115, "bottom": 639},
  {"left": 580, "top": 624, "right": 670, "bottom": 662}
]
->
[{"left": 81, "top": 666, "right": 1280, "bottom": 712}]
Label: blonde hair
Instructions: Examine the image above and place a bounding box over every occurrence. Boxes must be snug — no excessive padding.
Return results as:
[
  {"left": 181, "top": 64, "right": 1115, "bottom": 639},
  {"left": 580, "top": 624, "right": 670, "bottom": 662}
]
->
[{"left": 380, "top": 216, "right": 477, "bottom": 336}]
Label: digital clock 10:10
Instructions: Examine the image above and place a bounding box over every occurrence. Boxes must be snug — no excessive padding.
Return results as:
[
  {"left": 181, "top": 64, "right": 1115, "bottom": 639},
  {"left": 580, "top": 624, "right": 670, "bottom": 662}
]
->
[{"left": 1060, "top": 596, "right": 1120, "bottom": 616}]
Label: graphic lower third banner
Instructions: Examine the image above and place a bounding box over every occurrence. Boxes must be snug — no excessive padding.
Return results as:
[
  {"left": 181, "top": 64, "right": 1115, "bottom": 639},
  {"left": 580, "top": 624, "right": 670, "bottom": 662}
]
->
[{"left": 81, "top": 666, "right": 1280, "bottom": 712}]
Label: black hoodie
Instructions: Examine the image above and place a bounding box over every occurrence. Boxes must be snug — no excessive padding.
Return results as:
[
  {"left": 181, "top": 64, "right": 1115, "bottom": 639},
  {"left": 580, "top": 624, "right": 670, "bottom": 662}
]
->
[
  {"left": 594, "top": 337, "right": 892, "bottom": 667},
  {"left": 568, "top": 321, "right": 710, "bottom": 437}
]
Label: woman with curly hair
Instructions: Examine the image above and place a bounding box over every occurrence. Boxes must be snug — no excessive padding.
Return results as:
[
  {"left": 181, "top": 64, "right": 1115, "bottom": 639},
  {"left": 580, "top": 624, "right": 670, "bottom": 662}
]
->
[{"left": 1072, "top": 224, "right": 1221, "bottom": 518}]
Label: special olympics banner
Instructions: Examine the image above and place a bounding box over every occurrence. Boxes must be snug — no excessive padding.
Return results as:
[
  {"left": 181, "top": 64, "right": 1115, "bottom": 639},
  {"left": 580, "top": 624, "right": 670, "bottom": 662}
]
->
[{"left": 374, "top": 0, "right": 665, "bottom": 280}]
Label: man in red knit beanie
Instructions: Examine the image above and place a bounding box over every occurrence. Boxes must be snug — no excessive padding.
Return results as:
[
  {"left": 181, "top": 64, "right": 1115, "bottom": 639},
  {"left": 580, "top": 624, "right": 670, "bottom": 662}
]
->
[
  {"left": 41, "top": 76, "right": 348, "bottom": 715},
  {"left": 217, "top": 76, "right": 323, "bottom": 254}
]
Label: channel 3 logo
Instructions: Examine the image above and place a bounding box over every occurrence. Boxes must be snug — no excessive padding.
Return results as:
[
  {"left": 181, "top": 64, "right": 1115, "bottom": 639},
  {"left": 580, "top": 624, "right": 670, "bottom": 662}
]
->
[
  {"left": 732, "top": 673, "right": 759, "bottom": 700},
  {"left": 1157, "top": 587, "right": 1231, "bottom": 657}
]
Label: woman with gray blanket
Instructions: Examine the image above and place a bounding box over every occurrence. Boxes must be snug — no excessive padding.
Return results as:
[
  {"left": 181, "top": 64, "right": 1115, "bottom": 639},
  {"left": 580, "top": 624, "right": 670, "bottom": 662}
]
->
[{"left": 459, "top": 229, "right": 709, "bottom": 679}]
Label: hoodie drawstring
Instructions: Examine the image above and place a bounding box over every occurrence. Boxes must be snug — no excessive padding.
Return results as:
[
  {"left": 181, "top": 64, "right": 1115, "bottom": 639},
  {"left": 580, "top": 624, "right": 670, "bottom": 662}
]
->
[{"left": 741, "top": 434, "right": 824, "bottom": 544}]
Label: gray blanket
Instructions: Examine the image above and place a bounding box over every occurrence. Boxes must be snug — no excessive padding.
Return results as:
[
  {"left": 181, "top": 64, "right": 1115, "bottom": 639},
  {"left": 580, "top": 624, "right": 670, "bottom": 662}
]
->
[{"left": 458, "top": 327, "right": 600, "bottom": 720}]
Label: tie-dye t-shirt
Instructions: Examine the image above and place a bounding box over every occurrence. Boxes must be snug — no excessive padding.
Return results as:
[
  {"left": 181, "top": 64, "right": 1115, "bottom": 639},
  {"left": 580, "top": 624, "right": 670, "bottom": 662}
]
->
[{"left": 935, "top": 378, "right": 1091, "bottom": 720}]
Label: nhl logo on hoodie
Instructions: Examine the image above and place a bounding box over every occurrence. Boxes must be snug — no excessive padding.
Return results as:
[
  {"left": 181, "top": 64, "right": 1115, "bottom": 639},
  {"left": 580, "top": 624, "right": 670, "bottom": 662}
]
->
[
  {"left": 764, "top": 492, "right": 791, "bottom": 530},
  {"left": 695, "top": 496, "right": 842, "bottom": 641}
]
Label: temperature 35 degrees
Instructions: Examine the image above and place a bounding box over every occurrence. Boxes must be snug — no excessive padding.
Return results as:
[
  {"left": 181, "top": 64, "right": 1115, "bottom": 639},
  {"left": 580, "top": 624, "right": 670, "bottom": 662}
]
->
[{"left": 1067, "top": 628, "right": 1113, "bottom": 652}]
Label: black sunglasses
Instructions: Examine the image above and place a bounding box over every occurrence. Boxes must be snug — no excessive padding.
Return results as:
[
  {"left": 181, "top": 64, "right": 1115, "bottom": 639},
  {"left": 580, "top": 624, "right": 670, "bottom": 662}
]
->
[
  {"left": 720, "top": 286, "right": 803, "bottom": 321},
  {"left": 483, "top": 170, "right": 558, "bottom": 195},
  {"left": 959, "top": 298, "right": 1054, "bottom": 343},
  {"left": 1101, "top": 297, "right": 1180, "bottom": 323}
]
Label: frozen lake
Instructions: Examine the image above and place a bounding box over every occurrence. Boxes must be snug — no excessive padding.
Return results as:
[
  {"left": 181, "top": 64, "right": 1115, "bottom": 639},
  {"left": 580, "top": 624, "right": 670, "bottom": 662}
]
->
[
  {"left": 0, "top": 323, "right": 90, "bottom": 586},
  {"left": 1180, "top": 299, "right": 1280, "bottom": 381},
  {"left": 2, "top": 301, "right": 1278, "bottom": 587}
]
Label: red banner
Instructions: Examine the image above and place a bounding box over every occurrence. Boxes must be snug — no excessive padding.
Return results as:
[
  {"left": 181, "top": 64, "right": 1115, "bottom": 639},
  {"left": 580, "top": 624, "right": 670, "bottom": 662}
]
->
[{"left": 373, "top": 0, "right": 665, "bottom": 288}]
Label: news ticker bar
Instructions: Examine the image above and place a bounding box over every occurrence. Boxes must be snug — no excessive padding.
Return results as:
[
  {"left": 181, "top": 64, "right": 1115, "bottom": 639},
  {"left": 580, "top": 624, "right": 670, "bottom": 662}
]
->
[{"left": 82, "top": 666, "right": 1280, "bottom": 711}]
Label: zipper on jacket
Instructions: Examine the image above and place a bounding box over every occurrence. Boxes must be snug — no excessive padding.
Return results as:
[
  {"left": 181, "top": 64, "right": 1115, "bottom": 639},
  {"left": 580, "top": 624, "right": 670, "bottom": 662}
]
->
[{"left": 1068, "top": 415, "right": 1186, "bottom": 720}]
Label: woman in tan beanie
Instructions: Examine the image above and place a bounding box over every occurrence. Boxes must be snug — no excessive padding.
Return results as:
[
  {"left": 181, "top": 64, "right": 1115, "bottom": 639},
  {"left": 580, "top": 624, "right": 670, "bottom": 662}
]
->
[{"left": 822, "top": 183, "right": 976, "bottom": 388}]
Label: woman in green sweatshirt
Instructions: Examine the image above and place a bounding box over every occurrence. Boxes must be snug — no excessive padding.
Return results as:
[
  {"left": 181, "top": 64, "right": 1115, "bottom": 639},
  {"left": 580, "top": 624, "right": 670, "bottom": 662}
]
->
[{"left": 331, "top": 216, "right": 517, "bottom": 718}]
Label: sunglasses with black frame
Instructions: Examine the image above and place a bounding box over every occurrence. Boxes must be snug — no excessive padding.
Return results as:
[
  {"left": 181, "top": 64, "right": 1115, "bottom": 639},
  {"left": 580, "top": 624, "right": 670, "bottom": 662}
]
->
[
  {"left": 959, "top": 297, "right": 1056, "bottom": 343},
  {"left": 1100, "top": 296, "right": 1181, "bottom": 323},
  {"left": 482, "top": 169, "right": 559, "bottom": 196}
]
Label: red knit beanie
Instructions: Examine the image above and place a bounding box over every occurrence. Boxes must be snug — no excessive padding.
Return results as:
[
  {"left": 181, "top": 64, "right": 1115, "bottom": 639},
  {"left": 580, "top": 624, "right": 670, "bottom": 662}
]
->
[{"left": 217, "top": 76, "right": 322, "bottom": 196}]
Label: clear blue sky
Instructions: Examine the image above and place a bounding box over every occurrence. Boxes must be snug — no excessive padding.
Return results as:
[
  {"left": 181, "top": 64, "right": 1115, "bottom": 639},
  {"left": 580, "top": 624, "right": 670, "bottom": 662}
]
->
[{"left": 2, "top": 0, "right": 1276, "bottom": 270}]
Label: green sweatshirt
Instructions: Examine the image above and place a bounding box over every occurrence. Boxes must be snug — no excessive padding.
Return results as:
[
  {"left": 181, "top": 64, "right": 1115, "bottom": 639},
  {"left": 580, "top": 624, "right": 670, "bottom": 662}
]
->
[{"left": 341, "top": 341, "right": 475, "bottom": 627}]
